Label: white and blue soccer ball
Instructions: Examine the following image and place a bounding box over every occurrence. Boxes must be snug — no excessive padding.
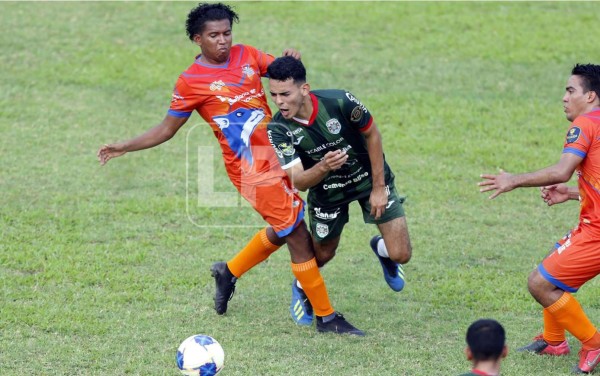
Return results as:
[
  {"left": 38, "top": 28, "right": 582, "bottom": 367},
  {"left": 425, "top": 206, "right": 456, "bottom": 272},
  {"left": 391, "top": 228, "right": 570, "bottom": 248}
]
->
[{"left": 176, "top": 334, "right": 224, "bottom": 376}]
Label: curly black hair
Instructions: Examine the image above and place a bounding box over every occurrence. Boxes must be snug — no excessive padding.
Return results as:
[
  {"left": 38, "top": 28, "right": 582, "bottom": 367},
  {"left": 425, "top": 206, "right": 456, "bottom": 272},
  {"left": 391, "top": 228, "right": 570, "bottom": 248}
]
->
[
  {"left": 185, "top": 3, "right": 239, "bottom": 41},
  {"left": 572, "top": 63, "right": 600, "bottom": 97},
  {"left": 267, "top": 56, "right": 306, "bottom": 85}
]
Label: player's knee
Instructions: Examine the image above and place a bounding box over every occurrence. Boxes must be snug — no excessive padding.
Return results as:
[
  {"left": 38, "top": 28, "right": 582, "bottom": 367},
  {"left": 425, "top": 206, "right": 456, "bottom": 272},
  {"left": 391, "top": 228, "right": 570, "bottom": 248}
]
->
[
  {"left": 527, "top": 269, "right": 547, "bottom": 299},
  {"left": 389, "top": 242, "right": 412, "bottom": 264}
]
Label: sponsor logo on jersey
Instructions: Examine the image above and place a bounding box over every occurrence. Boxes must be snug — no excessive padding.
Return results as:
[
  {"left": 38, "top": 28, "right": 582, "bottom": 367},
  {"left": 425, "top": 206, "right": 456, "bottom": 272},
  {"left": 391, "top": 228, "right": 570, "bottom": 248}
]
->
[
  {"left": 326, "top": 119, "right": 342, "bottom": 134},
  {"left": 315, "top": 223, "right": 329, "bottom": 238},
  {"left": 212, "top": 108, "right": 266, "bottom": 166},
  {"left": 242, "top": 64, "right": 255, "bottom": 78},
  {"left": 277, "top": 142, "right": 295, "bottom": 156},
  {"left": 350, "top": 106, "right": 363, "bottom": 122},
  {"left": 171, "top": 93, "right": 184, "bottom": 103},
  {"left": 314, "top": 207, "right": 340, "bottom": 220},
  {"left": 286, "top": 128, "right": 304, "bottom": 136},
  {"left": 292, "top": 136, "right": 304, "bottom": 145},
  {"left": 566, "top": 127, "right": 581, "bottom": 144},
  {"left": 307, "top": 137, "right": 345, "bottom": 154},
  {"left": 345, "top": 92, "right": 367, "bottom": 113},
  {"left": 209, "top": 80, "right": 226, "bottom": 91},
  {"left": 216, "top": 88, "right": 265, "bottom": 106}
]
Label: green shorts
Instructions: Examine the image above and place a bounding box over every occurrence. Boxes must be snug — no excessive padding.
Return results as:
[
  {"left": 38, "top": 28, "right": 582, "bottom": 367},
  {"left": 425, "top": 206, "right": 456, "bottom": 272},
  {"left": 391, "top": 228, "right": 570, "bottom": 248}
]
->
[{"left": 308, "top": 183, "right": 405, "bottom": 242}]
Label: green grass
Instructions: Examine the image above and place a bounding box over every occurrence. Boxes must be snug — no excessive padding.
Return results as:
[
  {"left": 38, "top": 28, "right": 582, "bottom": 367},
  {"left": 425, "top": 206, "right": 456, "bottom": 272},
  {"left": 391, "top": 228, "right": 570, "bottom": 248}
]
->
[{"left": 2, "top": 1, "right": 600, "bottom": 375}]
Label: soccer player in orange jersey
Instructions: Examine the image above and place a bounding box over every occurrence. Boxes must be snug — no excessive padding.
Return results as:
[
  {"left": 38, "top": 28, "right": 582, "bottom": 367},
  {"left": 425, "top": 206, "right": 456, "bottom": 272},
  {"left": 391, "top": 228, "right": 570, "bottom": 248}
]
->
[
  {"left": 479, "top": 64, "right": 600, "bottom": 373},
  {"left": 97, "top": 3, "right": 363, "bottom": 335}
]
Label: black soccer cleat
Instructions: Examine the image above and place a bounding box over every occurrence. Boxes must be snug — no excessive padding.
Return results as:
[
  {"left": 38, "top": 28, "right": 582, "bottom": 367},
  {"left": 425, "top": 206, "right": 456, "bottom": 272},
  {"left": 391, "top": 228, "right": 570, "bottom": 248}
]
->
[
  {"left": 316, "top": 312, "right": 365, "bottom": 336},
  {"left": 210, "top": 262, "right": 237, "bottom": 315}
]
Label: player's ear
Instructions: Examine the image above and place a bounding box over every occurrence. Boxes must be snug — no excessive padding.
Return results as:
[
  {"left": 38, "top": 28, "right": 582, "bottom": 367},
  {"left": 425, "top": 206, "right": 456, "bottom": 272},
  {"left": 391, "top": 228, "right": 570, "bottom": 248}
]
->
[
  {"left": 465, "top": 347, "right": 473, "bottom": 361},
  {"left": 301, "top": 83, "right": 310, "bottom": 95},
  {"left": 588, "top": 90, "right": 599, "bottom": 104},
  {"left": 193, "top": 34, "right": 202, "bottom": 47},
  {"left": 501, "top": 345, "right": 508, "bottom": 359}
]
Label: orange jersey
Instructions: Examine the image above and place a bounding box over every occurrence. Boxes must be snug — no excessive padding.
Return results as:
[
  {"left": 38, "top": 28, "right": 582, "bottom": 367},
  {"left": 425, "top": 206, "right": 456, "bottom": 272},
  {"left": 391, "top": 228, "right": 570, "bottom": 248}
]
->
[
  {"left": 168, "top": 44, "right": 284, "bottom": 188},
  {"left": 562, "top": 108, "right": 600, "bottom": 234}
]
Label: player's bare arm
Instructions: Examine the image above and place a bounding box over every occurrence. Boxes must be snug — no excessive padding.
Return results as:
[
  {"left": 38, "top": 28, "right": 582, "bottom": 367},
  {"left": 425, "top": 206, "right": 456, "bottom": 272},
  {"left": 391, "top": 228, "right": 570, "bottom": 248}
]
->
[
  {"left": 284, "top": 150, "right": 348, "bottom": 191},
  {"left": 478, "top": 153, "right": 582, "bottom": 199},
  {"left": 362, "top": 122, "right": 387, "bottom": 219},
  {"left": 97, "top": 115, "right": 188, "bottom": 165}
]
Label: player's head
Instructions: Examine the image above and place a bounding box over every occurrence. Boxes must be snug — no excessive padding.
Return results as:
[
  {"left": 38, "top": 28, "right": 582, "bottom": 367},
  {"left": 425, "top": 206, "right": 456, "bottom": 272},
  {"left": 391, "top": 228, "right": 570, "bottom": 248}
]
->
[
  {"left": 268, "top": 56, "right": 310, "bottom": 120},
  {"left": 564, "top": 63, "right": 600, "bottom": 121},
  {"left": 465, "top": 319, "right": 507, "bottom": 362},
  {"left": 186, "top": 3, "right": 239, "bottom": 64}
]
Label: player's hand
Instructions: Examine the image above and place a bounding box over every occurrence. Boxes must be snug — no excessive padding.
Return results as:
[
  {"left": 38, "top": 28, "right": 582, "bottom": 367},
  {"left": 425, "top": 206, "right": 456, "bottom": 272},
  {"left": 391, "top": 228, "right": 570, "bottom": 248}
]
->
[
  {"left": 97, "top": 144, "right": 127, "bottom": 165},
  {"left": 321, "top": 150, "right": 348, "bottom": 171},
  {"left": 478, "top": 169, "right": 515, "bottom": 199},
  {"left": 541, "top": 184, "right": 569, "bottom": 206},
  {"left": 369, "top": 185, "right": 388, "bottom": 220},
  {"left": 282, "top": 48, "right": 301, "bottom": 60}
]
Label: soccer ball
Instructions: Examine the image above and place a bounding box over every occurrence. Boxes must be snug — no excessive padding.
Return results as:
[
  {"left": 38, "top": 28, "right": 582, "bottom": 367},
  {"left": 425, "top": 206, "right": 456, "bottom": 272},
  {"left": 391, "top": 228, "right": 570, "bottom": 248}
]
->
[{"left": 176, "top": 334, "right": 224, "bottom": 376}]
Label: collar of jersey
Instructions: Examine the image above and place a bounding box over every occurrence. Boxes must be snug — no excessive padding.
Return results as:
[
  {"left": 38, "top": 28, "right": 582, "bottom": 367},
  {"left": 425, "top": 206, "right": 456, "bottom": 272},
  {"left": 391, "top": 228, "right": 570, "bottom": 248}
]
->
[{"left": 291, "top": 92, "right": 319, "bottom": 126}]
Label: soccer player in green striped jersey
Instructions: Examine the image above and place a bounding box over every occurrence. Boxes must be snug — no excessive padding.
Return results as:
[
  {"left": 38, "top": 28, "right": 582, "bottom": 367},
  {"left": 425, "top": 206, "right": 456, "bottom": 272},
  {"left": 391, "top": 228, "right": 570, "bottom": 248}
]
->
[{"left": 266, "top": 56, "right": 412, "bottom": 326}]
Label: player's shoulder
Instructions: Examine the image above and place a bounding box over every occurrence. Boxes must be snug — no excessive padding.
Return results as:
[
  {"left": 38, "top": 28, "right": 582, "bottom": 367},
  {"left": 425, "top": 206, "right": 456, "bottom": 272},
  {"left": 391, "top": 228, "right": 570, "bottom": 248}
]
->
[
  {"left": 572, "top": 110, "right": 600, "bottom": 133},
  {"left": 312, "top": 89, "right": 348, "bottom": 100}
]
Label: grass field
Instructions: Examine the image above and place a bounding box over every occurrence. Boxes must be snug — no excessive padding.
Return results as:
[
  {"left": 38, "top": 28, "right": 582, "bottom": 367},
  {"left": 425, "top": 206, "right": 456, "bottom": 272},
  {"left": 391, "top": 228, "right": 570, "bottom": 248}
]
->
[{"left": 3, "top": 1, "right": 600, "bottom": 375}]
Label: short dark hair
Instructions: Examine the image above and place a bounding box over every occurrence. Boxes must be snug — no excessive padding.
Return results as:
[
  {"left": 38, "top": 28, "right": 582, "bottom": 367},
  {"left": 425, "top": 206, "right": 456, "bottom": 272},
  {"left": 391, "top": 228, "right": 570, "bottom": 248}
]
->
[
  {"left": 185, "top": 2, "right": 239, "bottom": 41},
  {"left": 466, "top": 319, "right": 505, "bottom": 361},
  {"left": 572, "top": 63, "right": 600, "bottom": 97},
  {"left": 267, "top": 56, "right": 306, "bottom": 85}
]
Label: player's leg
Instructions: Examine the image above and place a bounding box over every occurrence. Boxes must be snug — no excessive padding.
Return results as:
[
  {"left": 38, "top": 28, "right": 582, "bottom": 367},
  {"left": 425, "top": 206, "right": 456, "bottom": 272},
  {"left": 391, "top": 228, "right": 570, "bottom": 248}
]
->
[
  {"left": 361, "top": 183, "right": 410, "bottom": 291},
  {"left": 285, "top": 222, "right": 363, "bottom": 336},
  {"left": 520, "top": 228, "right": 600, "bottom": 373},
  {"left": 211, "top": 226, "right": 284, "bottom": 315}
]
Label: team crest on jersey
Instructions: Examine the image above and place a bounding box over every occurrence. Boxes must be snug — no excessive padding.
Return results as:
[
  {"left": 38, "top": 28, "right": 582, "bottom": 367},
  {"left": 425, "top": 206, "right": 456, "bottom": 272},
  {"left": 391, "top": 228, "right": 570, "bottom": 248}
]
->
[
  {"left": 315, "top": 223, "right": 329, "bottom": 238},
  {"left": 326, "top": 119, "right": 342, "bottom": 134},
  {"left": 350, "top": 106, "right": 363, "bottom": 122},
  {"left": 566, "top": 127, "right": 581, "bottom": 144},
  {"left": 277, "top": 142, "right": 295, "bottom": 156},
  {"left": 242, "top": 64, "right": 255, "bottom": 78},
  {"left": 209, "top": 80, "right": 226, "bottom": 91}
]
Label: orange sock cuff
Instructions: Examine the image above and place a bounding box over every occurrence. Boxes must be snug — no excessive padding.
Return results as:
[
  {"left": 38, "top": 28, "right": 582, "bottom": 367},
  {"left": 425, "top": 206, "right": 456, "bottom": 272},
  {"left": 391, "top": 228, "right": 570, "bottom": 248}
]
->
[
  {"left": 547, "top": 292, "right": 572, "bottom": 314},
  {"left": 259, "top": 229, "right": 280, "bottom": 252},
  {"left": 291, "top": 258, "right": 318, "bottom": 273}
]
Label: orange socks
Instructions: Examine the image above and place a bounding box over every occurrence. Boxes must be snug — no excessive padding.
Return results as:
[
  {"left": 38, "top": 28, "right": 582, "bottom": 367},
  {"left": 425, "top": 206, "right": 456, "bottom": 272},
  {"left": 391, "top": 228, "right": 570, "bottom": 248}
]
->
[
  {"left": 226, "top": 228, "right": 280, "bottom": 278},
  {"left": 543, "top": 308, "right": 566, "bottom": 345},
  {"left": 547, "top": 292, "right": 600, "bottom": 349},
  {"left": 291, "top": 258, "right": 335, "bottom": 317}
]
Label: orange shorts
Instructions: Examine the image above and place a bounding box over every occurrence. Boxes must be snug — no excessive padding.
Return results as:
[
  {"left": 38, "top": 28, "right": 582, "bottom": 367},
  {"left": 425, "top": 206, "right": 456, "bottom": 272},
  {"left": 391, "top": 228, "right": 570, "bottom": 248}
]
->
[
  {"left": 236, "top": 173, "right": 304, "bottom": 238},
  {"left": 540, "top": 225, "right": 600, "bottom": 292}
]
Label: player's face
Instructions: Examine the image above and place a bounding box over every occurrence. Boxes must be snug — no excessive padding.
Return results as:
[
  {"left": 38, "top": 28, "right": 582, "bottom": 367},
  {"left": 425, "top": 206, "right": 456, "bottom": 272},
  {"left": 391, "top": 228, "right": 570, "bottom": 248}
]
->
[
  {"left": 269, "top": 78, "right": 310, "bottom": 120},
  {"left": 563, "top": 75, "right": 593, "bottom": 122},
  {"left": 193, "top": 19, "right": 232, "bottom": 65}
]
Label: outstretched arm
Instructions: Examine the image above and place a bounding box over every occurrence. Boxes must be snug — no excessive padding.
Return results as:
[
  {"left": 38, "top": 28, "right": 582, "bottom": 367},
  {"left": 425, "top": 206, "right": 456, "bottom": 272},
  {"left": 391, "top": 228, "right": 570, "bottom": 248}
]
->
[
  {"left": 97, "top": 115, "right": 188, "bottom": 165},
  {"left": 478, "top": 153, "right": 582, "bottom": 199}
]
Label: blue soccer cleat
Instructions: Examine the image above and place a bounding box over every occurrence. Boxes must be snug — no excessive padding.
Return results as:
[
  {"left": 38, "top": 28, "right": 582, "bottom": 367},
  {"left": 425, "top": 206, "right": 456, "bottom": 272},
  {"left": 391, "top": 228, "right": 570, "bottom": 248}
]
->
[
  {"left": 290, "top": 279, "right": 314, "bottom": 326},
  {"left": 370, "top": 235, "right": 405, "bottom": 292}
]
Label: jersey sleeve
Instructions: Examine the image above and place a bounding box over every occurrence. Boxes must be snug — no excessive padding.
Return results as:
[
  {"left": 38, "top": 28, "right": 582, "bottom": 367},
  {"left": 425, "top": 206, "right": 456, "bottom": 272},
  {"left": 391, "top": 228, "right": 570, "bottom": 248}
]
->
[
  {"left": 244, "top": 45, "right": 275, "bottom": 77},
  {"left": 167, "top": 76, "right": 202, "bottom": 118},
  {"left": 267, "top": 121, "right": 301, "bottom": 170},
  {"left": 341, "top": 91, "right": 373, "bottom": 132},
  {"left": 563, "top": 117, "right": 594, "bottom": 158}
]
